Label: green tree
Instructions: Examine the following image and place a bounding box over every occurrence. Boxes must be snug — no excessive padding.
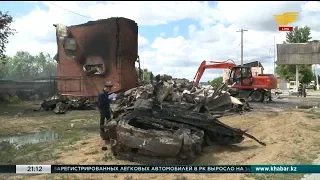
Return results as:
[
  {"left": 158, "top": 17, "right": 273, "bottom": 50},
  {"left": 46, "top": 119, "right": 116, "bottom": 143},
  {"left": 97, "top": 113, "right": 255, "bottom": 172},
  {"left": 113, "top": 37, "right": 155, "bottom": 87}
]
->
[
  {"left": 209, "top": 76, "right": 223, "bottom": 87},
  {"left": 0, "top": 55, "right": 11, "bottom": 78},
  {"left": 0, "top": 51, "right": 57, "bottom": 80},
  {"left": 276, "top": 26, "right": 313, "bottom": 84},
  {"left": 0, "top": 11, "right": 16, "bottom": 62},
  {"left": 137, "top": 68, "right": 173, "bottom": 82},
  {"left": 161, "top": 74, "right": 172, "bottom": 81},
  {"left": 285, "top": 26, "right": 312, "bottom": 43},
  {"left": 142, "top": 68, "right": 152, "bottom": 81}
]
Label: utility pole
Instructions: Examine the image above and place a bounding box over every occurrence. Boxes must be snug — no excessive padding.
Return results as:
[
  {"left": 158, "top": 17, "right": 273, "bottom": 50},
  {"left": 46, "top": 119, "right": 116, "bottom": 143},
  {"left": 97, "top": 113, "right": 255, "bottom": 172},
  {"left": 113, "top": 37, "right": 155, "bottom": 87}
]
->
[
  {"left": 274, "top": 36, "right": 276, "bottom": 76},
  {"left": 237, "top": 29, "right": 248, "bottom": 66},
  {"left": 316, "top": 64, "right": 319, "bottom": 90}
]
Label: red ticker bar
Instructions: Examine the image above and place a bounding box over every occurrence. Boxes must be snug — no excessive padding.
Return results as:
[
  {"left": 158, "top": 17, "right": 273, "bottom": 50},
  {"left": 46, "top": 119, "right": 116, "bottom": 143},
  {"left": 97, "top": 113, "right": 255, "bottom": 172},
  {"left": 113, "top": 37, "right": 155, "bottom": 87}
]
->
[{"left": 279, "top": 26, "right": 293, "bottom": 32}]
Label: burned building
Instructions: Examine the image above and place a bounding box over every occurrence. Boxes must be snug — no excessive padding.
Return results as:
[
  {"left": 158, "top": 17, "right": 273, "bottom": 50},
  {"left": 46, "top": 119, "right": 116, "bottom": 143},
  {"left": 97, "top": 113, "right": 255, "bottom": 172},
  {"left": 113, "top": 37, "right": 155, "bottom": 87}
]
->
[{"left": 53, "top": 17, "right": 139, "bottom": 98}]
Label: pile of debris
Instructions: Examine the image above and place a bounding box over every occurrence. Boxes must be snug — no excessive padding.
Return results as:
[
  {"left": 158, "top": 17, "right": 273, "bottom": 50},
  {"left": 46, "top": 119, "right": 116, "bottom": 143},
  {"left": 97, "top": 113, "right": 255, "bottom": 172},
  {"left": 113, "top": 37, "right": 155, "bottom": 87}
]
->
[
  {"left": 103, "top": 81, "right": 265, "bottom": 164},
  {"left": 111, "top": 81, "right": 251, "bottom": 118},
  {"left": 40, "top": 97, "right": 96, "bottom": 114}
]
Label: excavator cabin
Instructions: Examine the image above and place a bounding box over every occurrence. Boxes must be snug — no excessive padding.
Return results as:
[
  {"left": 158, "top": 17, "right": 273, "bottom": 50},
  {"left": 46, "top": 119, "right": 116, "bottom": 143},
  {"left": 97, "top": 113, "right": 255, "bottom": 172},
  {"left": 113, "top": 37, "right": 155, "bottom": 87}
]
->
[{"left": 228, "top": 66, "right": 253, "bottom": 86}]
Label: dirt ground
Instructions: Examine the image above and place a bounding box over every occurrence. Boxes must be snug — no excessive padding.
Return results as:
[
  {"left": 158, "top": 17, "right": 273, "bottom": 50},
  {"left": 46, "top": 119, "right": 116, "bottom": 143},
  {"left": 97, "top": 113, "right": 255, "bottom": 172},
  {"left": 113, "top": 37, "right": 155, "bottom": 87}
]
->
[{"left": 1, "top": 98, "right": 320, "bottom": 180}]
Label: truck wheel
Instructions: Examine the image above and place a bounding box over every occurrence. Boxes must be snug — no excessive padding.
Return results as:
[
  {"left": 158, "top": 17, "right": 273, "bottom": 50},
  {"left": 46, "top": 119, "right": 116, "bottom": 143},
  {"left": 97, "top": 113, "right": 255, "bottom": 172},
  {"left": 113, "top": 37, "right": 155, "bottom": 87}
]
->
[{"left": 251, "top": 91, "right": 264, "bottom": 102}]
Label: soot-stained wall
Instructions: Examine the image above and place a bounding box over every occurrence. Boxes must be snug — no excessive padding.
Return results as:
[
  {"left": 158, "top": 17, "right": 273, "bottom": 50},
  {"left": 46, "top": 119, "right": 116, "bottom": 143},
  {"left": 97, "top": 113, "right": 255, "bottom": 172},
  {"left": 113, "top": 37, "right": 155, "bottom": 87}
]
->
[{"left": 56, "top": 17, "right": 139, "bottom": 97}]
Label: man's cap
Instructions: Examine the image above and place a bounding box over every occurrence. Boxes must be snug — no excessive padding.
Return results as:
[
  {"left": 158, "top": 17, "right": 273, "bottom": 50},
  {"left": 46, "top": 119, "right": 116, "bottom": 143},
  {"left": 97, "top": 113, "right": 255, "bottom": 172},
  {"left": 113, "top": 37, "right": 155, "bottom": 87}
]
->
[{"left": 104, "top": 82, "right": 113, "bottom": 87}]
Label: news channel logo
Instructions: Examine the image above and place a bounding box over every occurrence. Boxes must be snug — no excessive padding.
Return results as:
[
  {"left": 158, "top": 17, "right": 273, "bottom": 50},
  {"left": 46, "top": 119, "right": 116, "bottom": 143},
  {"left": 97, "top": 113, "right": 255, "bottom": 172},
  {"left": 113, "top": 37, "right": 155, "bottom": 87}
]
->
[{"left": 274, "top": 12, "right": 298, "bottom": 32}]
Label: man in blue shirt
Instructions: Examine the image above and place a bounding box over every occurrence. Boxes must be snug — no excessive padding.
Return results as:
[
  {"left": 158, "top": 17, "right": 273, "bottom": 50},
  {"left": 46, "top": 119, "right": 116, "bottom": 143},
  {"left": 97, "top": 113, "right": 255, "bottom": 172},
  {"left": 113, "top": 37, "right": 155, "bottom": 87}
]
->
[{"left": 98, "top": 82, "right": 113, "bottom": 138}]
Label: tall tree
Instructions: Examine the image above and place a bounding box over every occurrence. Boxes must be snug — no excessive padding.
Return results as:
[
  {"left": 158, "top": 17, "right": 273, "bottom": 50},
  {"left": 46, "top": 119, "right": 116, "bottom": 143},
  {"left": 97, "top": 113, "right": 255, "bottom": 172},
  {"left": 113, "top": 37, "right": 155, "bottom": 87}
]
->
[
  {"left": 276, "top": 26, "right": 313, "bottom": 84},
  {"left": 0, "top": 51, "right": 57, "bottom": 80},
  {"left": 161, "top": 74, "right": 172, "bottom": 81},
  {"left": 209, "top": 76, "right": 223, "bottom": 87},
  {"left": 0, "top": 11, "right": 16, "bottom": 63},
  {"left": 0, "top": 56, "right": 11, "bottom": 78},
  {"left": 142, "top": 68, "right": 152, "bottom": 81},
  {"left": 285, "top": 26, "right": 311, "bottom": 43}
]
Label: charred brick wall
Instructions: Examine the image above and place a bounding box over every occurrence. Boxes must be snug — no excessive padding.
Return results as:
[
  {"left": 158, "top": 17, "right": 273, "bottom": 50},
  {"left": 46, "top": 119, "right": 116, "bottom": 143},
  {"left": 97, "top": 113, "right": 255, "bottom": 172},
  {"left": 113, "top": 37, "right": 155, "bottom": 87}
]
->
[{"left": 56, "top": 17, "right": 139, "bottom": 97}]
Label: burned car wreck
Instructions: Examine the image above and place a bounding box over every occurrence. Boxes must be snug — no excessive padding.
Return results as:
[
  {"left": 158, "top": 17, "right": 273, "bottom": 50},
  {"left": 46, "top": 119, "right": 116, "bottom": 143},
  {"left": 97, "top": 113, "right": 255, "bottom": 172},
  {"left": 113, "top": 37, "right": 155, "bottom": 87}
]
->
[{"left": 102, "top": 81, "right": 265, "bottom": 164}]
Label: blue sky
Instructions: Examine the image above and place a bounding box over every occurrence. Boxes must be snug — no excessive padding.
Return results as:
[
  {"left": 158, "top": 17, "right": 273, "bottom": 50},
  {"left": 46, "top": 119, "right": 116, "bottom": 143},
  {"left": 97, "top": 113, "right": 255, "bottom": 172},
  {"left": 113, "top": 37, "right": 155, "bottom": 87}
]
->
[
  {"left": 2, "top": 2, "right": 47, "bottom": 16},
  {"left": 2, "top": 1, "right": 183, "bottom": 41},
  {"left": 139, "top": 19, "right": 199, "bottom": 41},
  {"left": 2, "top": 1, "right": 216, "bottom": 48}
]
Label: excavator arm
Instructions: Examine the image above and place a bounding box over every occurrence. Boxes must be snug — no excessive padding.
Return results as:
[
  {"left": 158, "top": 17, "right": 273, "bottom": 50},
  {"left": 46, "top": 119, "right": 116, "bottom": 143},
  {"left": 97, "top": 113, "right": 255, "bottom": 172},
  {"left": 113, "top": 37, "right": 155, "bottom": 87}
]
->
[{"left": 193, "top": 60, "right": 236, "bottom": 86}]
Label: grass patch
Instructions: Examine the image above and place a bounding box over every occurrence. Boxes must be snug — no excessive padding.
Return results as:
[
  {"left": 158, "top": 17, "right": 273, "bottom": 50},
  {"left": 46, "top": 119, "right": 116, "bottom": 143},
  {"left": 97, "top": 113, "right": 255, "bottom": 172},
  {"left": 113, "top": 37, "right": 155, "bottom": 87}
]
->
[
  {"left": 0, "top": 141, "right": 59, "bottom": 164},
  {"left": 304, "top": 109, "right": 320, "bottom": 119},
  {"left": 59, "top": 144, "right": 78, "bottom": 152},
  {"left": 305, "top": 114, "right": 317, "bottom": 119},
  {"left": 309, "top": 126, "right": 320, "bottom": 131},
  {"left": 102, "top": 150, "right": 116, "bottom": 162},
  {"left": 0, "top": 101, "right": 38, "bottom": 115},
  {"left": 0, "top": 101, "right": 99, "bottom": 136},
  {"left": 298, "top": 122, "right": 320, "bottom": 132},
  {"left": 292, "top": 151, "right": 314, "bottom": 164},
  {"left": 0, "top": 102, "right": 100, "bottom": 166},
  {"left": 0, "top": 129, "right": 84, "bottom": 164},
  {"left": 84, "top": 149, "right": 99, "bottom": 155},
  {"left": 246, "top": 137, "right": 320, "bottom": 180},
  {"left": 61, "top": 131, "right": 82, "bottom": 145}
]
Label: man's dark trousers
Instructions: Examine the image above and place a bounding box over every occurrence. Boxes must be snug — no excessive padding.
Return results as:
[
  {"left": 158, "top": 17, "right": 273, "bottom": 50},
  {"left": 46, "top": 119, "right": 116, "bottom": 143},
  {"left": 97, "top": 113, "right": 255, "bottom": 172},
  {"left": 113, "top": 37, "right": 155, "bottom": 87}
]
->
[
  {"left": 98, "top": 89, "right": 111, "bottom": 133},
  {"left": 100, "top": 110, "right": 111, "bottom": 133}
]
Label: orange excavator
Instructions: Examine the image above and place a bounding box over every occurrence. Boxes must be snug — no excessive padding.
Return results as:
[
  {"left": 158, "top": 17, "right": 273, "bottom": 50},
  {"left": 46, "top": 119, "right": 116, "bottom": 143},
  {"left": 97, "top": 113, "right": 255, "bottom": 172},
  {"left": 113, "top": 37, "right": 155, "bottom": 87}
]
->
[{"left": 193, "top": 60, "right": 278, "bottom": 102}]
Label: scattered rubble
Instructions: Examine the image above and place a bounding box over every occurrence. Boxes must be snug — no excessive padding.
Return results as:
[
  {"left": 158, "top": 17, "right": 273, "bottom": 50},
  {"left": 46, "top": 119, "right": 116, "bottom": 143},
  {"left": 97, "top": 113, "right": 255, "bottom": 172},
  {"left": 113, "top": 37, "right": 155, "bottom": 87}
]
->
[
  {"left": 102, "top": 81, "right": 264, "bottom": 164},
  {"left": 37, "top": 80, "right": 264, "bottom": 164},
  {"left": 40, "top": 98, "right": 96, "bottom": 114}
]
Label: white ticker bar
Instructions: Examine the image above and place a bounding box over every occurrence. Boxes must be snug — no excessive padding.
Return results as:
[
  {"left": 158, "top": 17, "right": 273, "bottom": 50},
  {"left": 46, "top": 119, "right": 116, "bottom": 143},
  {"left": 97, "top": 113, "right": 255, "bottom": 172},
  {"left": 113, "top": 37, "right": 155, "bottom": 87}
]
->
[{"left": 16, "top": 165, "right": 51, "bottom": 174}]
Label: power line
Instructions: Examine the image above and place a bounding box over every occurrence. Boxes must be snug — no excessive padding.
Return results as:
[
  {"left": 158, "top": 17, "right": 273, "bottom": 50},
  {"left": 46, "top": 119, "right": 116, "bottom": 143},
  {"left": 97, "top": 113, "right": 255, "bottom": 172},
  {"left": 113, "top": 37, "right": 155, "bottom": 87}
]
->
[
  {"left": 46, "top": 1, "right": 94, "bottom": 19},
  {"left": 236, "top": 42, "right": 241, "bottom": 60}
]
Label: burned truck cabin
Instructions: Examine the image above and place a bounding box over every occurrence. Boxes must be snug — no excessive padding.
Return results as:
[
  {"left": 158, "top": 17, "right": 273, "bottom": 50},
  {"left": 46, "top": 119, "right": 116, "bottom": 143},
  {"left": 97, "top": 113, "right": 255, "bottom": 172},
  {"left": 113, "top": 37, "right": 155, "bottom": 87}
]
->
[{"left": 54, "top": 17, "right": 139, "bottom": 98}]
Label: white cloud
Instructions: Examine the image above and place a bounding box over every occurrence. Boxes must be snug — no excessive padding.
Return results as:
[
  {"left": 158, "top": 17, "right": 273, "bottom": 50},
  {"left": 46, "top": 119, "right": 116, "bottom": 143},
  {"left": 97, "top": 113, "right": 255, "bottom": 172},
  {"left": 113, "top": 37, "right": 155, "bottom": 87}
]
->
[
  {"left": 86, "top": 1, "right": 219, "bottom": 26},
  {"left": 138, "top": 34, "right": 149, "bottom": 49},
  {"left": 5, "top": 1, "right": 320, "bottom": 82},
  {"left": 215, "top": 1, "right": 304, "bottom": 31}
]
